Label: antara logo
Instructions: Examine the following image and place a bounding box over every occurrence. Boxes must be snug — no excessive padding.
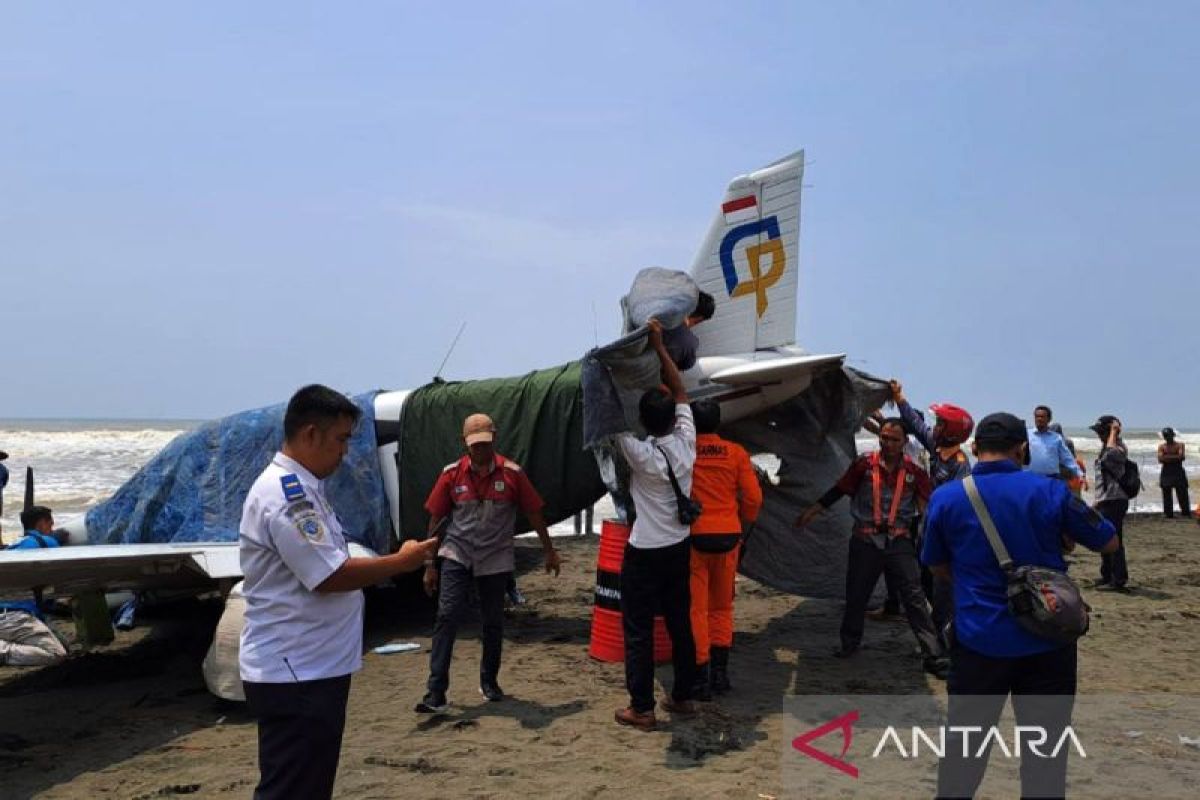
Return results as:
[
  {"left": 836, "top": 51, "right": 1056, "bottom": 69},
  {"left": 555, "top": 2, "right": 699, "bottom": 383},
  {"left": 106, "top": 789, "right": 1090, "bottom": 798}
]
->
[
  {"left": 718, "top": 198, "right": 786, "bottom": 319},
  {"left": 792, "top": 710, "right": 1088, "bottom": 778}
]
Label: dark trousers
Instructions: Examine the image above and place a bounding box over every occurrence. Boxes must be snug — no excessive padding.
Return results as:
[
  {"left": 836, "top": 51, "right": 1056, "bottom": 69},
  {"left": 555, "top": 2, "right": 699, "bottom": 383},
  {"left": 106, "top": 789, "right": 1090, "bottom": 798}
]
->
[
  {"left": 842, "top": 535, "right": 943, "bottom": 658},
  {"left": 243, "top": 674, "right": 352, "bottom": 800},
  {"left": 1095, "top": 499, "right": 1129, "bottom": 587},
  {"left": 937, "top": 642, "right": 1077, "bottom": 800},
  {"left": 620, "top": 538, "right": 696, "bottom": 713},
  {"left": 427, "top": 559, "right": 509, "bottom": 694},
  {"left": 1162, "top": 485, "right": 1192, "bottom": 518}
]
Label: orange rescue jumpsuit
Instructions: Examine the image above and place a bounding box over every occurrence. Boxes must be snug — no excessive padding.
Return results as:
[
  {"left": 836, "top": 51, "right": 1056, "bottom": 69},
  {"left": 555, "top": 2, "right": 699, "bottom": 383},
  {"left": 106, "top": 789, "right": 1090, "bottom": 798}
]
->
[{"left": 689, "top": 433, "right": 763, "bottom": 665}]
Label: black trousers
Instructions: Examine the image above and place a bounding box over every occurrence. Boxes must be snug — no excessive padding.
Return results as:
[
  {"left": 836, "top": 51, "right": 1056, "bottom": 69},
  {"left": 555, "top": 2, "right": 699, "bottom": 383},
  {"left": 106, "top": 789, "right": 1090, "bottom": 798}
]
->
[
  {"left": 243, "top": 674, "right": 352, "bottom": 800},
  {"left": 427, "top": 559, "right": 509, "bottom": 694},
  {"left": 1162, "top": 485, "right": 1192, "bottom": 518},
  {"left": 620, "top": 538, "right": 696, "bottom": 713},
  {"left": 1095, "top": 499, "right": 1129, "bottom": 587},
  {"left": 937, "top": 641, "right": 1077, "bottom": 800},
  {"left": 842, "top": 535, "right": 943, "bottom": 658}
]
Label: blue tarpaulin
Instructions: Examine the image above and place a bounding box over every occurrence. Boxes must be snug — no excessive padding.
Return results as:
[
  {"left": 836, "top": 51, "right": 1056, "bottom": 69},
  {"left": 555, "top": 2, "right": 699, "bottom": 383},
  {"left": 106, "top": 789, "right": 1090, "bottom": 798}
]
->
[{"left": 85, "top": 393, "right": 392, "bottom": 554}]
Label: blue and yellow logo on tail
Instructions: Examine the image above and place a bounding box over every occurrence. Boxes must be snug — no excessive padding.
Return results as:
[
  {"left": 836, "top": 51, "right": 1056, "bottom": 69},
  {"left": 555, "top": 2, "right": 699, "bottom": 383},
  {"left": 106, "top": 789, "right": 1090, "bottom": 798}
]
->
[{"left": 719, "top": 217, "right": 786, "bottom": 318}]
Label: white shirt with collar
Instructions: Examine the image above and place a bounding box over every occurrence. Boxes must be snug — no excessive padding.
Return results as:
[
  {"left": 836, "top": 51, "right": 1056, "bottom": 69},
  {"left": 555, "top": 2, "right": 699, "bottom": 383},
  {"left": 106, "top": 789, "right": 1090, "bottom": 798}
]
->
[
  {"left": 616, "top": 404, "right": 697, "bottom": 549},
  {"left": 239, "top": 452, "right": 363, "bottom": 683}
]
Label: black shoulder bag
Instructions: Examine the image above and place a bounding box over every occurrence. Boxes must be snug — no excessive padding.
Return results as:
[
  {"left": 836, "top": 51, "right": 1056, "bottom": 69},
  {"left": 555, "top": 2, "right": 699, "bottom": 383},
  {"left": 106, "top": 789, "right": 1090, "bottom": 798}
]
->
[{"left": 654, "top": 445, "right": 703, "bottom": 526}]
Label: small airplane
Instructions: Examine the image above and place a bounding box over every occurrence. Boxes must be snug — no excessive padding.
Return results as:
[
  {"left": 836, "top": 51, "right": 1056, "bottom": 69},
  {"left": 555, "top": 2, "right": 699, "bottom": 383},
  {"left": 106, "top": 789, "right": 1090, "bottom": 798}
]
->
[{"left": 0, "top": 149, "right": 844, "bottom": 602}]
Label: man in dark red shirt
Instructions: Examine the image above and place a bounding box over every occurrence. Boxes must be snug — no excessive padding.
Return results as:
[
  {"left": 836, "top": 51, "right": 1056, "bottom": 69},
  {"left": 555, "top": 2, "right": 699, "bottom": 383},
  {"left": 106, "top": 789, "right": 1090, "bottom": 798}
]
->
[
  {"left": 797, "top": 418, "right": 948, "bottom": 678},
  {"left": 415, "top": 413, "right": 561, "bottom": 713}
]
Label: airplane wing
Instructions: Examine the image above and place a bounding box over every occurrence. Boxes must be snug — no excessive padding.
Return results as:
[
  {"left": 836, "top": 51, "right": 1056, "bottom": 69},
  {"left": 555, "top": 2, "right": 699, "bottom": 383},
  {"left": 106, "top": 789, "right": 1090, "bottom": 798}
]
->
[
  {"left": 708, "top": 353, "right": 846, "bottom": 386},
  {"left": 0, "top": 541, "right": 382, "bottom": 596},
  {"left": 0, "top": 544, "right": 242, "bottom": 595}
]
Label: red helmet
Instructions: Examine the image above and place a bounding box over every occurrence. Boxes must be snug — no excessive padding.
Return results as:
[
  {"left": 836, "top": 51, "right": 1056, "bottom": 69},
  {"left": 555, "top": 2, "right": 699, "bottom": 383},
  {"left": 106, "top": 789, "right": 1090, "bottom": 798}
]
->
[{"left": 929, "top": 403, "right": 974, "bottom": 446}]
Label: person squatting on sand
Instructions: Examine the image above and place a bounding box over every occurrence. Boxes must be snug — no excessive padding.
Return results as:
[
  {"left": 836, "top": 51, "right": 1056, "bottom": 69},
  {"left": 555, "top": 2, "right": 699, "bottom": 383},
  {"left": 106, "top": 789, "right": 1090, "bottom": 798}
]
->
[
  {"left": 1, "top": 505, "right": 68, "bottom": 667},
  {"left": 796, "top": 417, "right": 950, "bottom": 679},
  {"left": 1091, "top": 415, "right": 1133, "bottom": 591},
  {"left": 613, "top": 319, "right": 699, "bottom": 731},
  {"left": 1158, "top": 427, "right": 1190, "bottom": 519},
  {"left": 415, "top": 412, "right": 561, "bottom": 713},
  {"left": 921, "top": 412, "right": 1118, "bottom": 798},
  {"left": 238, "top": 385, "right": 438, "bottom": 800},
  {"left": 687, "top": 399, "right": 762, "bottom": 701}
]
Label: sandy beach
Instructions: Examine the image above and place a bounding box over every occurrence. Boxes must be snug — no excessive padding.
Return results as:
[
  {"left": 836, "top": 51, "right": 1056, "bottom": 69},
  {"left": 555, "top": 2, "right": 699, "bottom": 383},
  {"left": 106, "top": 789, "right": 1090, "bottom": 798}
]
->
[{"left": 2, "top": 514, "right": 1199, "bottom": 799}]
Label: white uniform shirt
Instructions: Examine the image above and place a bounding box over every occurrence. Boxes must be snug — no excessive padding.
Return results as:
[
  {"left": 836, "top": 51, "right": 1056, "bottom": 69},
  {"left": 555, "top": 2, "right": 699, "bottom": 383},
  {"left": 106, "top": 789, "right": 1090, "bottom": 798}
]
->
[
  {"left": 239, "top": 453, "right": 363, "bottom": 683},
  {"left": 616, "top": 404, "right": 696, "bottom": 549}
]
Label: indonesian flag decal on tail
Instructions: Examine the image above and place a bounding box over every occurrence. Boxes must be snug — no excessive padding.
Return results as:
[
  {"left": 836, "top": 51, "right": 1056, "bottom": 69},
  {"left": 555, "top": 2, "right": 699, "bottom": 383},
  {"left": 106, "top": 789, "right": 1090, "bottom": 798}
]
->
[{"left": 722, "top": 194, "right": 758, "bottom": 225}]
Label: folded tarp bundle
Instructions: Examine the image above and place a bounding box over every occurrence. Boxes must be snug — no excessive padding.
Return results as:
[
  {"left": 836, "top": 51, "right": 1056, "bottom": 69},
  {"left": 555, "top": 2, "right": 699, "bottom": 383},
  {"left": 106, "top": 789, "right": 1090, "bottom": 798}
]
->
[
  {"left": 582, "top": 267, "right": 699, "bottom": 447},
  {"left": 86, "top": 393, "right": 392, "bottom": 554}
]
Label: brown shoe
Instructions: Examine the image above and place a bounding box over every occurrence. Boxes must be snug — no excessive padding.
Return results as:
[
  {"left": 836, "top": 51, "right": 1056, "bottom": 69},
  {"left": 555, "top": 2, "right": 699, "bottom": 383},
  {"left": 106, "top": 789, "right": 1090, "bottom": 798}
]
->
[
  {"left": 660, "top": 697, "right": 697, "bottom": 715},
  {"left": 615, "top": 706, "right": 657, "bottom": 731}
]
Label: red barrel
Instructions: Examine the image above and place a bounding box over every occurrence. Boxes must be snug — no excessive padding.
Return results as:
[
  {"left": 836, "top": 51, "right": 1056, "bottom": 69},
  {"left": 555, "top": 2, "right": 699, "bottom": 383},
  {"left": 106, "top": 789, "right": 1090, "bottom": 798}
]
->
[{"left": 589, "top": 519, "right": 672, "bottom": 663}]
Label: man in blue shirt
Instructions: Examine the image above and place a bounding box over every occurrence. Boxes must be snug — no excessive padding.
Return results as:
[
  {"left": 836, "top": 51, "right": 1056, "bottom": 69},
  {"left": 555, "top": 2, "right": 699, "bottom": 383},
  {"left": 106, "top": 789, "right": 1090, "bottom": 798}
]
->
[
  {"left": 7, "top": 506, "right": 67, "bottom": 549},
  {"left": 2, "top": 504, "right": 70, "bottom": 667},
  {"left": 922, "top": 412, "right": 1117, "bottom": 799},
  {"left": 1027, "top": 405, "right": 1082, "bottom": 480}
]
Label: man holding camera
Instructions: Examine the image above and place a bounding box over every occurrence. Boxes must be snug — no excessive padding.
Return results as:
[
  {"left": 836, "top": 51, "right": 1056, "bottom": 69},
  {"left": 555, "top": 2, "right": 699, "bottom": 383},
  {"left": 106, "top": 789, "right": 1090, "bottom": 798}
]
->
[
  {"left": 612, "top": 319, "right": 698, "bottom": 731},
  {"left": 1091, "top": 415, "right": 1132, "bottom": 590}
]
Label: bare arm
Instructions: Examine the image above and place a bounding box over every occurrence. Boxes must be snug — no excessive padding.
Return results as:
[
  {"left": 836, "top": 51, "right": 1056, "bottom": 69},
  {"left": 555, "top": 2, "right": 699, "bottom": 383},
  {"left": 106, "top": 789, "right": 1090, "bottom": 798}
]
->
[
  {"left": 648, "top": 318, "right": 687, "bottom": 403},
  {"left": 316, "top": 537, "right": 440, "bottom": 593},
  {"left": 527, "top": 508, "right": 561, "bottom": 575}
]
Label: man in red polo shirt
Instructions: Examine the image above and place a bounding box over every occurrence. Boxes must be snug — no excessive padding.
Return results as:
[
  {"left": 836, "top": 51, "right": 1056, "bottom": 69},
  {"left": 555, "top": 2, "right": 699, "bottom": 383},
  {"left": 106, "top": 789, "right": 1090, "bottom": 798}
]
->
[
  {"left": 797, "top": 417, "right": 948, "bottom": 678},
  {"left": 415, "top": 413, "right": 561, "bottom": 713}
]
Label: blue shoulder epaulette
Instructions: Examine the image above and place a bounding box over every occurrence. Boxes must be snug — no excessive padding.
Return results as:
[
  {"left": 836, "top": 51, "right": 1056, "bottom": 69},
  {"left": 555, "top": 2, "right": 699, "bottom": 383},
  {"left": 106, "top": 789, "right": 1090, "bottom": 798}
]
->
[{"left": 280, "top": 474, "right": 306, "bottom": 502}]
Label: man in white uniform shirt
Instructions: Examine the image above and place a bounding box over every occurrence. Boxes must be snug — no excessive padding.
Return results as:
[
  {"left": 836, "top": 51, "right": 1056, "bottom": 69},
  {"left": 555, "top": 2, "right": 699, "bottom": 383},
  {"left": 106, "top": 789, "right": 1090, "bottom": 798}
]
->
[
  {"left": 613, "top": 320, "right": 698, "bottom": 731},
  {"left": 240, "top": 385, "right": 438, "bottom": 800}
]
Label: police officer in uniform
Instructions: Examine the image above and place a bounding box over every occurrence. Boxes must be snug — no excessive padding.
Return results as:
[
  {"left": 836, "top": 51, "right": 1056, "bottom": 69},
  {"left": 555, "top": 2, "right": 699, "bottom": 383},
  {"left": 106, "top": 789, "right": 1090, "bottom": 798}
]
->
[{"left": 239, "top": 385, "right": 438, "bottom": 800}]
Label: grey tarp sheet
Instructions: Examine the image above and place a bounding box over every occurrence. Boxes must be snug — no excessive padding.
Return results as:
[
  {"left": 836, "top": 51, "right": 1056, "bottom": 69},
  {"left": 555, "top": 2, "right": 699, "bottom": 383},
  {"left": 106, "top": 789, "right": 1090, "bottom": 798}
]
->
[
  {"left": 85, "top": 393, "right": 392, "bottom": 554},
  {"left": 727, "top": 368, "right": 891, "bottom": 600},
  {"left": 582, "top": 268, "right": 699, "bottom": 447},
  {"left": 395, "top": 362, "right": 606, "bottom": 540}
]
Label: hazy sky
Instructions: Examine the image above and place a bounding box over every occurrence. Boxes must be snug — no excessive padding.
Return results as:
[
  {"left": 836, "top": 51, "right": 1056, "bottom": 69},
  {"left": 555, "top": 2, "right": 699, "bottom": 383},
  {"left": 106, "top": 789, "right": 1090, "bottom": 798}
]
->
[{"left": 3, "top": 2, "right": 1196, "bottom": 426}]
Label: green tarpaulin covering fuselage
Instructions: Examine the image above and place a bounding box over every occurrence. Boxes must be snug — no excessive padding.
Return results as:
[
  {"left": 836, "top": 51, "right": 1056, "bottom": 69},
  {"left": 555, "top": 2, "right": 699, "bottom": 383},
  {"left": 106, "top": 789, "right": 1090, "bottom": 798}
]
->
[{"left": 395, "top": 361, "right": 606, "bottom": 539}]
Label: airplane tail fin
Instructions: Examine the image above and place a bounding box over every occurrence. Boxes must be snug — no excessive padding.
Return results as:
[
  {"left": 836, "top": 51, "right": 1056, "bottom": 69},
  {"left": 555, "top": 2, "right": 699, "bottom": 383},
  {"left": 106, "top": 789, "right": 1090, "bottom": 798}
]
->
[{"left": 690, "top": 150, "right": 804, "bottom": 356}]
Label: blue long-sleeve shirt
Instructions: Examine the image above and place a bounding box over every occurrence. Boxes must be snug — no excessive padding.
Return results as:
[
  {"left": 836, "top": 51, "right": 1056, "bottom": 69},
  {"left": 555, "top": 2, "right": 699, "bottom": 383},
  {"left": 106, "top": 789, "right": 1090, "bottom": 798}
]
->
[
  {"left": 897, "top": 399, "right": 972, "bottom": 487},
  {"left": 1027, "top": 428, "right": 1082, "bottom": 478}
]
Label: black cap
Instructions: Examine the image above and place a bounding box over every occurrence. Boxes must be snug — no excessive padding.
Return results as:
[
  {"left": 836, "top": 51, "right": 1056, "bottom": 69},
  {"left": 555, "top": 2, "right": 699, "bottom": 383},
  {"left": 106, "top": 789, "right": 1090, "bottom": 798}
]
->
[
  {"left": 974, "top": 412, "right": 1028, "bottom": 447},
  {"left": 0, "top": 450, "right": 7, "bottom": 460},
  {"left": 1163, "top": 427, "right": 1176, "bottom": 439}
]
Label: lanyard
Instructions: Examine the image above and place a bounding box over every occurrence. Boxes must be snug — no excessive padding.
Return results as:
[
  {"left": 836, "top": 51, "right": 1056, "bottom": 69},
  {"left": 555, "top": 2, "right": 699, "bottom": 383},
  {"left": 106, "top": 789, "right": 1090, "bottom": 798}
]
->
[{"left": 870, "top": 452, "right": 907, "bottom": 534}]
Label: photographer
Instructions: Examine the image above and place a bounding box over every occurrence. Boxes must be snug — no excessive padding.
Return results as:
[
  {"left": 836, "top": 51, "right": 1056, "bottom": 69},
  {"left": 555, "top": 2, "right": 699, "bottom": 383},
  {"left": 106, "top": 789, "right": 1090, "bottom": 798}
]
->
[{"left": 1091, "top": 415, "right": 1132, "bottom": 590}]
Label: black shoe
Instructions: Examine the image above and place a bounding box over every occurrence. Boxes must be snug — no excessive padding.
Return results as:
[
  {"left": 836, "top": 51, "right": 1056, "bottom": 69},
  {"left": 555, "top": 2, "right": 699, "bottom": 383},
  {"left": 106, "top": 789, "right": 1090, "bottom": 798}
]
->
[
  {"left": 1095, "top": 578, "right": 1113, "bottom": 588},
  {"left": 480, "top": 678, "right": 505, "bottom": 702},
  {"left": 924, "top": 656, "right": 950, "bottom": 680},
  {"left": 833, "top": 645, "right": 859, "bottom": 658},
  {"left": 692, "top": 663, "right": 713, "bottom": 702},
  {"left": 415, "top": 691, "right": 449, "bottom": 714},
  {"left": 710, "top": 646, "right": 732, "bottom": 695}
]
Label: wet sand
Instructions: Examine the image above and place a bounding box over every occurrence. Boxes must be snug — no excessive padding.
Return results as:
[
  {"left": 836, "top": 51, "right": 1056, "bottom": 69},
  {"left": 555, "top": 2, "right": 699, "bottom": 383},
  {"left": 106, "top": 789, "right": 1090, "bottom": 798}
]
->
[{"left": 2, "top": 515, "right": 1199, "bottom": 799}]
